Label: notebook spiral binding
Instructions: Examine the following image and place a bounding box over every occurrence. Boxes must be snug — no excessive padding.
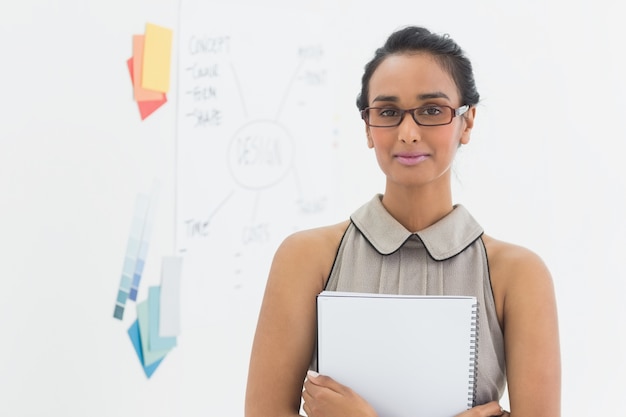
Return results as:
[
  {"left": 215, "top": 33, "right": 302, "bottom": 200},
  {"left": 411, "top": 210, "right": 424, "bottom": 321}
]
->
[{"left": 467, "top": 301, "right": 480, "bottom": 409}]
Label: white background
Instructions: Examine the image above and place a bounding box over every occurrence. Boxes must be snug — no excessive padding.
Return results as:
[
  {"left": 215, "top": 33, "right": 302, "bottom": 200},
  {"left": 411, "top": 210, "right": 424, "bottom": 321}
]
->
[{"left": 1, "top": 0, "right": 625, "bottom": 416}]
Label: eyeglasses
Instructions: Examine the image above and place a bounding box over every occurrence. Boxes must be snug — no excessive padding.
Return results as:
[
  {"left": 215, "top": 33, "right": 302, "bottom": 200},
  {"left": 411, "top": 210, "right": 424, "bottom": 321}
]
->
[{"left": 361, "top": 104, "right": 469, "bottom": 127}]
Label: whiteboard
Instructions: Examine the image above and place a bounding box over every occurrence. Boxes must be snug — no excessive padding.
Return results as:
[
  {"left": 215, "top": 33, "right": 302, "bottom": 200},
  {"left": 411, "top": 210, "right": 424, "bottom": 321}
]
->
[{"left": 174, "top": 2, "right": 338, "bottom": 415}]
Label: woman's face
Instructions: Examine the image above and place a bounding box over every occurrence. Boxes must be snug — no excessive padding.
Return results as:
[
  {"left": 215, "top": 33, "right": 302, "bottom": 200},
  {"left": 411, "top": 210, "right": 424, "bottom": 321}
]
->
[{"left": 365, "top": 52, "right": 475, "bottom": 191}]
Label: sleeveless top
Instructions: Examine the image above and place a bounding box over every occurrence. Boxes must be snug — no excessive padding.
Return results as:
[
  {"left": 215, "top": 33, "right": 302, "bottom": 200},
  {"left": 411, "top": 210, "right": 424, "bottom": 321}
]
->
[{"left": 323, "top": 195, "right": 506, "bottom": 406}]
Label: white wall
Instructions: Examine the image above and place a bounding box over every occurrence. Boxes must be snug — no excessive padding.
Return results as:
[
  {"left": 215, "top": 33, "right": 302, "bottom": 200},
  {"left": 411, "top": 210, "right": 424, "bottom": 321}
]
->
[{"left": 1, "top": 0, "right": 624, "bottom": 416}]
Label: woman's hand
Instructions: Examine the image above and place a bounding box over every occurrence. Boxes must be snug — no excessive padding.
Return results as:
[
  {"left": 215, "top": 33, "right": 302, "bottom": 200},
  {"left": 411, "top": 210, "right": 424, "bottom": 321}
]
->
[
  {"left": 303, "top": 371, "right": 510, "bottom": 417},
  {"left": 302, "top": 371, "right": 379, "bottom": 417},
  {"left": 454, "top": 401, "right": 509, "bottom": 417}
]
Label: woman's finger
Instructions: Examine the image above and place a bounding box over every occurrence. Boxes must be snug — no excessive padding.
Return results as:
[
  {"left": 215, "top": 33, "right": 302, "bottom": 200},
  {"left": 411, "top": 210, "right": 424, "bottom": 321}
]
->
[
  {"left": 305, "top": 370, "right": 346, "bottom": 394},
  {"left": 455, "top": 401, "right": 507, "bottom": 417}
]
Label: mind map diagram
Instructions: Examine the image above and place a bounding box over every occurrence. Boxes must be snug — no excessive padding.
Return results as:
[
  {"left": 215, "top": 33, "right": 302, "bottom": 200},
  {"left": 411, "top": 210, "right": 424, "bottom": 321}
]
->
[{"left": 176, "top": 20, "right": 337, "bottom": 292}]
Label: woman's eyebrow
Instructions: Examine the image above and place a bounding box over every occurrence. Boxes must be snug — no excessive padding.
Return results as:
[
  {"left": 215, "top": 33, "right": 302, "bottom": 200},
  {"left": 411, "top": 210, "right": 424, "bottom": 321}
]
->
[
  {"left": 371, "top": 92, "right": 452, "bottom": 104},
  {"left": 371, "top": 95, "right": 399, "bottom": 103},
  {"left": 418, "top": 92, "right": 450, "bottom": 100}
]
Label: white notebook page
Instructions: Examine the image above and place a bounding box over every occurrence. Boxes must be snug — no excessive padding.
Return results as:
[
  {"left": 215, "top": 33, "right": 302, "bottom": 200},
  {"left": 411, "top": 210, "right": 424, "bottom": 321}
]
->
[{"left": 317, "top": 291, "right": 478, "bottom": 417}]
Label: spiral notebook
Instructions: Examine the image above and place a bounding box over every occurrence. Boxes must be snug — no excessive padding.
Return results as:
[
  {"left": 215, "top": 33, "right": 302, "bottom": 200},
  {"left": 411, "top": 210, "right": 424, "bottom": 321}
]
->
[{"left": 316, "top": 291, "right": 478, "bottom": 417}]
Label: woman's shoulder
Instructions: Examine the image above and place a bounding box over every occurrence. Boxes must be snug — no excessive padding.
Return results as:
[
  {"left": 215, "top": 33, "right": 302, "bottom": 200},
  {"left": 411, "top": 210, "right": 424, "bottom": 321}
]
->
[
  {"left": 481, "top": 234, "right": 550, "bottom": 279},
  {"left": 481, "top": 234, "right": 554, "bottom": 305},
  {"left": 276, "top": 220, "right": 351, "bottom": 262},
  {"left": 284, "top": 220, "right": 351, "bottom": 248},
  {"left": 481, "top": 234, "right": 556, "bottom": 328},
  {"left": 269, "top": 220, "right": 351, "bottom": 287}
]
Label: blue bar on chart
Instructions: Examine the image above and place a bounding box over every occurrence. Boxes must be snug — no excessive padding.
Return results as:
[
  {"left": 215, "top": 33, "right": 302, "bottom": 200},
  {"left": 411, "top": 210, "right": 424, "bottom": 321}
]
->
[
  {"left": 113, "top": 192, "right": 150, "bottom": 320},
  {"left": 129, "top": 182, "right": 160, "bottom": 301}
]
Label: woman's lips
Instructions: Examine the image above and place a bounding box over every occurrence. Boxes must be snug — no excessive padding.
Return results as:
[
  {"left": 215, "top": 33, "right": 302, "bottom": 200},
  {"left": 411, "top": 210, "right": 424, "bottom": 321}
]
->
[{"left": 395, "top": 153, "right": 429, "bottom": 166}]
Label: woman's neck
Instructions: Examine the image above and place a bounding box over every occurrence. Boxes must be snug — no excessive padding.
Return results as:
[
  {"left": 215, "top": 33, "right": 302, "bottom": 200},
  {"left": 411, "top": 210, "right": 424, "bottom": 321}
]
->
[{"left": 380, "top": 184, "right": 454, "bottom": 233}]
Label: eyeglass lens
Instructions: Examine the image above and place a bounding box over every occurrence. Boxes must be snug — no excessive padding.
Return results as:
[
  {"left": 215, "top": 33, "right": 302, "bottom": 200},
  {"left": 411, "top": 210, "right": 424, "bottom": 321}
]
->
[{"left": 366, "top": 106, "right": 454, "bottom": 127}]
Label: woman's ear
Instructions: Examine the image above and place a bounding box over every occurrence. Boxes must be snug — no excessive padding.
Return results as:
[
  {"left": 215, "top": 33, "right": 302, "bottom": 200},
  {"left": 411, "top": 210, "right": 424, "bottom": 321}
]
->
[
  {"left": 366, "top": 126, "right": 374, "bottom": 148},
  {"left": 459, "top": 106, "right": 476, "bottom": 145}
]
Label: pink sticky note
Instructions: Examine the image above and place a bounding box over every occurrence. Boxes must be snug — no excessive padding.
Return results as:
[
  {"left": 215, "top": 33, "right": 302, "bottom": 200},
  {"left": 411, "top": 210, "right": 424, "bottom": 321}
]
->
[
  {"left": 127, "top": 57, "right": 167, "bottom": 120},
  {"left": 132, "top": 35, "right": 164, "bottom": 101}
]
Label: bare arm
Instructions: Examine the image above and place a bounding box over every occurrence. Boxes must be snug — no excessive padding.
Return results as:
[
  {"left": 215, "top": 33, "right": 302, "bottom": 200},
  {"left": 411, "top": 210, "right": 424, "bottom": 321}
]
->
[
  {"left": 484, "top": 236, "right": 561, "bottom": 417},
  {"left": 245, "top": 223, "right": 347, "bottom": 417}
]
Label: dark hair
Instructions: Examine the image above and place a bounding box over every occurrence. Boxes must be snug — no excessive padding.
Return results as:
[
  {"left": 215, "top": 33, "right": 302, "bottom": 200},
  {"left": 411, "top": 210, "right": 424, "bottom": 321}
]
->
[{"left": 356, "top": 26, "right": 480, "bottom": 110}]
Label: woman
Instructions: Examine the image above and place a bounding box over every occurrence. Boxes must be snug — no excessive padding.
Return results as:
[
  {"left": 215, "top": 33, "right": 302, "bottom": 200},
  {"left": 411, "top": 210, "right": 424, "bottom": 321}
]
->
[{"left": 245, "top": 26, "right": 560, "bottom": 417}]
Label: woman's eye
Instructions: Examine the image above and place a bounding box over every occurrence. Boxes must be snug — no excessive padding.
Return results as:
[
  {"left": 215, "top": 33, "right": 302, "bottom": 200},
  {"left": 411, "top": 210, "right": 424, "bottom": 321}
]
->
[
  {"left": 420, "top": 106, "right": 443, "bottom": 116},
  {"left": 379, "top": 109, "right": 400, "bottom": 117}
]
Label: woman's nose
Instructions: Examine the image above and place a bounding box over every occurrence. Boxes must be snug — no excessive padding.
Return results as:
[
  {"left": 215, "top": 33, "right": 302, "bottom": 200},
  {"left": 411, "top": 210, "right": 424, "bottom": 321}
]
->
[{"left": 398, "top": 112, "right": 421, "bottom": 143}]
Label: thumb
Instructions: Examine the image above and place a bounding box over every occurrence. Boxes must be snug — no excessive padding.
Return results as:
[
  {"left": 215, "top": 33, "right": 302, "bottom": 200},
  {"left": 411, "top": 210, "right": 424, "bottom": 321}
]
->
[
  {"left": 306, "top": 370, "right": 345, "bottom": 393},
  {"left": 456, "top": 401, "right": 505, "bottom": 417},
  {"left": 480, "top": 401, "right": 506, "bottom": 416}
]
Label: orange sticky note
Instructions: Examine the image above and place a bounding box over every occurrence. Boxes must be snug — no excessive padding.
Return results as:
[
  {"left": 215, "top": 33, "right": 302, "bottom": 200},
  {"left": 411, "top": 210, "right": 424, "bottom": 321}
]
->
[
  {"left": 133, "top": 35, "right": 163, "bottom": 101},
  {"left": 127, "top": 57, "right": 167, "bottom": 120},
  {"left": 141, "top": 23, "right": 173, "bottom": 93}
]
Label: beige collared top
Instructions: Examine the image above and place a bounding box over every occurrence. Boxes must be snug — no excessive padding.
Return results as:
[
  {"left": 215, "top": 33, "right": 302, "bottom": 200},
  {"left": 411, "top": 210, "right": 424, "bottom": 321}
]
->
[{"left": 323, "top": 194, "right": 506, "bottom": 406}]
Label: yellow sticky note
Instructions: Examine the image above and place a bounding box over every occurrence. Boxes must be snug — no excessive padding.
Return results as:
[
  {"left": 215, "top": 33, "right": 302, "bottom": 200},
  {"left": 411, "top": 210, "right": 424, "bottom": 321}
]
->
[
  {"left": 133, "top": 35, "right": 163, "bottom": 101},
  {"left": 141, "top": 23, "right": 173, "bottom": 93}
]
